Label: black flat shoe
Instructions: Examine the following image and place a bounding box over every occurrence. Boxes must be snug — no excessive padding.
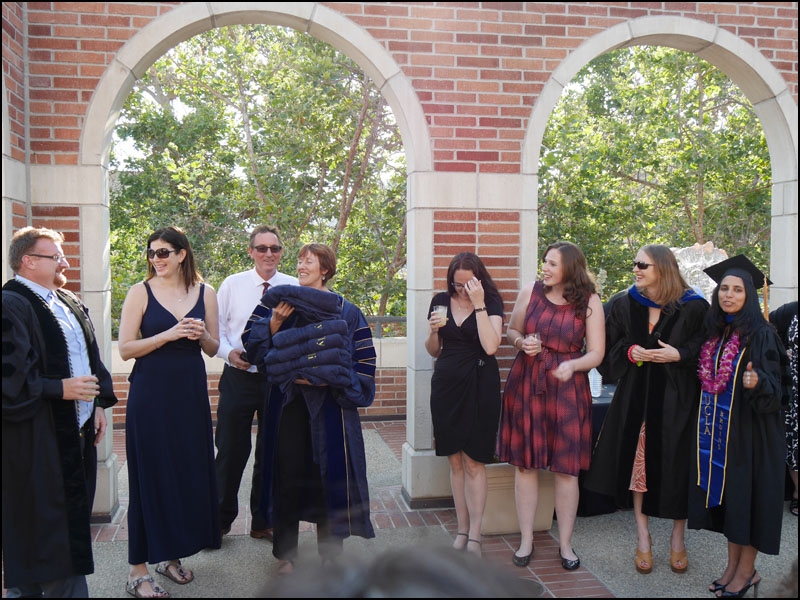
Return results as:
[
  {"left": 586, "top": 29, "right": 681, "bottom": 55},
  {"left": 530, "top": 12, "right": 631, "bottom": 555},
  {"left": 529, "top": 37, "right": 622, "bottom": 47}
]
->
[
  {"left": 512, "top": 543, "right": 534, "bottom": 567},
  {"left": 559, "top": 549, "right": 580, "bottom": 571}
]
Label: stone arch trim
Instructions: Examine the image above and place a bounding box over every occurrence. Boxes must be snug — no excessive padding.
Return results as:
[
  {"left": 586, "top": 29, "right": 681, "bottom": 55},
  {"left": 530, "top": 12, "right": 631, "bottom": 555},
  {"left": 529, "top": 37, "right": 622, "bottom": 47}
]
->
[
  {"left": 75, "top": 3, "right": 436, "bottom": 507},
  {"left": 524, "top": 16, "right": 796, "bottom": 175},
  {"left": 76, "top": 1, "right": 435, "bottom": 362},
  {"left": 522, "top": 15, "right": 798, "bottom": 301},
  {"left": 80, "top": 2, "right": 432, "bottom": 174}
]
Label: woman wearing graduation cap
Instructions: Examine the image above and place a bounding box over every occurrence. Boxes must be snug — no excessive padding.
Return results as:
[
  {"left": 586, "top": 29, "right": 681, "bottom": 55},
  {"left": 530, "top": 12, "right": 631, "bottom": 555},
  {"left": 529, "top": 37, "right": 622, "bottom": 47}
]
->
[
  {"left": 689, "top": 255, "right": 785, "bottom": 598},
  {"left": 584, "top": 244, "right": 708, "bottom": 575}
]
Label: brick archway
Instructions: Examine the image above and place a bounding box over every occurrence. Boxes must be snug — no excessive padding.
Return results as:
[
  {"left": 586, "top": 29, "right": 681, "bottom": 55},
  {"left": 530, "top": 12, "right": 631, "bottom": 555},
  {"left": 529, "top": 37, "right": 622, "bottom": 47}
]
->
[
  {"left": 2, "top": 2, "right": 796, "bottom": 511},
  {"left": 522, "top": 16, "right": 797, "bottom": 301},
  {"left": 77, "top": 4, "right": 441, "bottom": 510}
]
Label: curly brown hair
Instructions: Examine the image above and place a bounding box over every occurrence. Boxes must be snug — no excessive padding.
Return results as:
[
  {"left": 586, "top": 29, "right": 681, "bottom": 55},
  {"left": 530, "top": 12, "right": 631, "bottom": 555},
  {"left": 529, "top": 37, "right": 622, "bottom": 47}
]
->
[{"left": 542, "top": 241, "right": 597, "bottom": 319}]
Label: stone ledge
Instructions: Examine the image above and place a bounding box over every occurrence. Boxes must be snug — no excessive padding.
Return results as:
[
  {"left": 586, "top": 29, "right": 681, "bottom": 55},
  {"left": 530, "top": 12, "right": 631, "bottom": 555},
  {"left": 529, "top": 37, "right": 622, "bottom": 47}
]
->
[{"left": 482, "top": 463, "right": 555, "bottom": 535}]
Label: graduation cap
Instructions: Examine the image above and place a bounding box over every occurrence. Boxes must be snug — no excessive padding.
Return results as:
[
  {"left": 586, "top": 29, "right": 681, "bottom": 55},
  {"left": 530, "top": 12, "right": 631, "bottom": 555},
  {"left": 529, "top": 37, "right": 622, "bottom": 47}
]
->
[
  {"left": 702, "top": 254, "right": 772, "bottom": 288},
  {"left": 703, "top": 254, "right": 772, "bottom": 318}
]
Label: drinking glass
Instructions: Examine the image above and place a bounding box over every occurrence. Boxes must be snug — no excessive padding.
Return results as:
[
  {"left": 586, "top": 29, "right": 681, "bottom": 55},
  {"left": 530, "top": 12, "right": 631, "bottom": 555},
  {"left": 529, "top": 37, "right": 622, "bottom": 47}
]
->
[{"left": 432, "top": 305, "right": 447, "bottom": 328}]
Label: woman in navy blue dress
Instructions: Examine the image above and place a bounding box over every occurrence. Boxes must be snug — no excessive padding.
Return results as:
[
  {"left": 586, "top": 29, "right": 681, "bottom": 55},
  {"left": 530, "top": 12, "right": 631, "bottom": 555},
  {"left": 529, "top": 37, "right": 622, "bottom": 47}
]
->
[{"left": 118, "top": 226, "right": 221, "bottom": 598}]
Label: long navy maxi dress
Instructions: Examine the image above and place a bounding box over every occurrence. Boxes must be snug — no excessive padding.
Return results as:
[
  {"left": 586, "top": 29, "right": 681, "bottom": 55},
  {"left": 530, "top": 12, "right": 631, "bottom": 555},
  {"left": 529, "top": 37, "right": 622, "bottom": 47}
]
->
[{"left": 126, "top": 281, "right": 221, "bottom": 564}]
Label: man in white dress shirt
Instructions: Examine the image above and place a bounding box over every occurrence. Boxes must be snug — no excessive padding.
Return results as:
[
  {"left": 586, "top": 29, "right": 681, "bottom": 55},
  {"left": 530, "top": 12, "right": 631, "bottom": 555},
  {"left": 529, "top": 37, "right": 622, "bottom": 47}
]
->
[{"left": 215, "top": 226, "right": 298, "bottom": 540}]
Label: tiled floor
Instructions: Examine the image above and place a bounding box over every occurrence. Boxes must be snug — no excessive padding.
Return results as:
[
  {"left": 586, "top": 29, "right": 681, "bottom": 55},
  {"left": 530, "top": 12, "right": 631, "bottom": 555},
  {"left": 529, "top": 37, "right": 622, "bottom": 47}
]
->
[{"left": 96, "top": 420, "right": 613, "bottom": 597}]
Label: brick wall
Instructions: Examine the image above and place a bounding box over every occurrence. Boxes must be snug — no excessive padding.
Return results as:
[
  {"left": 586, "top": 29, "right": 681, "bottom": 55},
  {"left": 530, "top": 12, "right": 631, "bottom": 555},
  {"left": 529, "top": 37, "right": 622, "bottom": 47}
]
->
[
  {"left": 5, "top": 2, "right": 797, "bottom": 168},
  {"left": 6, "top": 3, "right": 796, "bottom": 418},
  {"left": 30, "top": 205, "right": 83, "bottom": 293},
  {"left": 110, "top": 366, "right": 407, "bottom": 427},
  {"left": 1, "top": 2, "right": 25, "bottom": 163}
]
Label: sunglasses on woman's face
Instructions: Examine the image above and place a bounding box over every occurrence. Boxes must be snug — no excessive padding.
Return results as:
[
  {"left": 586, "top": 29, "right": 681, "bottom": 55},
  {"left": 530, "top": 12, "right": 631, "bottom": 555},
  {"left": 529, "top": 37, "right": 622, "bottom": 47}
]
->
[
  {"left": 632, "top": 261, "right": 655, "bottom": 270},
  {"left": 147, "top": 248, "right": 179, "bottom": 259}
]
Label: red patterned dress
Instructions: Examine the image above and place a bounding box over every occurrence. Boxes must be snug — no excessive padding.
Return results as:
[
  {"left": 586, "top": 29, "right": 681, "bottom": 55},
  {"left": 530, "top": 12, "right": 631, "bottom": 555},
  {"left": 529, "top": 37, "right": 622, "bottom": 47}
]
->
[{"left": 496, "top": 281, "right": 592, "bottom": 475}]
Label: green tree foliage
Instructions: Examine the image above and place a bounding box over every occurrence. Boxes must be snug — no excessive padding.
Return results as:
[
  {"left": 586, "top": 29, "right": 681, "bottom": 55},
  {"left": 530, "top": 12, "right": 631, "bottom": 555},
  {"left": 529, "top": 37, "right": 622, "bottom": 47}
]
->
[
  {"left": 111, "top": 38, "right": 771, "bottom": 337},
  {"left": 539, "top": 47, "right": 771, "bottom": 298},
  {"left": 110, "top": 25, "right": 406, "bottom": 337}
]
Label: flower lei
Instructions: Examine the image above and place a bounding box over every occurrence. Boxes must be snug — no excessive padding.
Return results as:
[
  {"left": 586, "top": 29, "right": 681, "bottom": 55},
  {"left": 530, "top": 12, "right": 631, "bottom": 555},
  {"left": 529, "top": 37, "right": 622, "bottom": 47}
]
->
[{"left": 697, "top": 332, "right": 741, "bottom": 394}]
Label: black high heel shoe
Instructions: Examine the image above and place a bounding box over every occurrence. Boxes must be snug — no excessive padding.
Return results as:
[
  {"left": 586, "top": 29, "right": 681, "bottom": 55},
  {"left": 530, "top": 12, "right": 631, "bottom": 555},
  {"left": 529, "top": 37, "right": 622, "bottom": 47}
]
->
[
  {"left": 512, "top": 542, "right": 534, "bottom": 567},
  {"left": 559, "top": 549, "right": 581, "bottom": 571},
  {"left": 709, "top": 579, "right": 727, "bottom": 594},
  {"left": 718, "top": 571, "right": 760, "bottom": 598}
]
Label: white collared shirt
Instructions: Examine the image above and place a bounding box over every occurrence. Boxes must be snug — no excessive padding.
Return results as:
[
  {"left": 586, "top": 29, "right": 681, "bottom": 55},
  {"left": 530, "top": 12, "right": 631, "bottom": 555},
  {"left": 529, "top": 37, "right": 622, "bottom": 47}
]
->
[
  {"left": 15, "top": 275, "right": 94, "bottom": 427},
  {"left": 216, "top": 268, "right": 299, "bottom": 372}
]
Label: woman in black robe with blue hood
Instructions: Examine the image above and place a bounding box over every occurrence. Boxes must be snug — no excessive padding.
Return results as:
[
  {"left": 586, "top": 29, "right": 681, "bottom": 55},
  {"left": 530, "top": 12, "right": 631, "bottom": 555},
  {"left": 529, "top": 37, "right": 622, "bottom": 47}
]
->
[{"left": 584, "top": 245, "right": 708, "bottom": 575}]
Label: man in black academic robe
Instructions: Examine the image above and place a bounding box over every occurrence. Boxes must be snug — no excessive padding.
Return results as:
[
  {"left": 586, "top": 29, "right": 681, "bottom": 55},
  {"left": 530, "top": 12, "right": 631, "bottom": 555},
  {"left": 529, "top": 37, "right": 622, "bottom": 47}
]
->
[{"left": 2, "top": 227, "right": 117, "bottom": 597}]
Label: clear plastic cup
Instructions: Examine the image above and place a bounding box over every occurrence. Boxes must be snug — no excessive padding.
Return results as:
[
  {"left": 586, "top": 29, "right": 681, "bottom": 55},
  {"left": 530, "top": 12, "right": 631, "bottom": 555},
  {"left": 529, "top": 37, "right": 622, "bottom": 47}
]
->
[{"left": 432, "top": 305, "right": 447, "bottom": 327}]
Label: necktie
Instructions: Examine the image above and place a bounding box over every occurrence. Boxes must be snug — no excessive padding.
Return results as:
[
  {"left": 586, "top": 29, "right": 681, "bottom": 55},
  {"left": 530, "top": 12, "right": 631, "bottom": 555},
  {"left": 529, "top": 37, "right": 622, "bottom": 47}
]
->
[{"left": 262, "top": 281, "right": 270, "bottom": 295}]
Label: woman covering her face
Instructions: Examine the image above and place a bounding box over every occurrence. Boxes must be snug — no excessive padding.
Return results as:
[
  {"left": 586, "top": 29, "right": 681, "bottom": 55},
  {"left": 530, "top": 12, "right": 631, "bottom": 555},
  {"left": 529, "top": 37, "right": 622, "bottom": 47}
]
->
[{"left": 425, "top": 252, "right": 504, "bottom": 557}]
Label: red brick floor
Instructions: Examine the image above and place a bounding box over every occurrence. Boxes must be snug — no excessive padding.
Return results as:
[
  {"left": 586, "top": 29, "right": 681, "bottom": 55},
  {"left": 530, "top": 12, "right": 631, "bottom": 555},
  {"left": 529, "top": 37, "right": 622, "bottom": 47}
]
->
[{"left": 94, "top": 420, "right": 613, "bottom": 597}]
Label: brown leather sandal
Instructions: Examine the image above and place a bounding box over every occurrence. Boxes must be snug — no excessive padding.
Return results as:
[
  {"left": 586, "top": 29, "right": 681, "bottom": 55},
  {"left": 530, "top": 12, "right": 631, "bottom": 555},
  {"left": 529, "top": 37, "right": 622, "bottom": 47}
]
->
[
  {"left": 669, "top": 533, "right": 688, "bottom": 573},
  {"left": 670, "top": 547, "right": 688, "bottom": 573},
  {"left": 635, "top": 534, "right": 653, "bottom": 574}
]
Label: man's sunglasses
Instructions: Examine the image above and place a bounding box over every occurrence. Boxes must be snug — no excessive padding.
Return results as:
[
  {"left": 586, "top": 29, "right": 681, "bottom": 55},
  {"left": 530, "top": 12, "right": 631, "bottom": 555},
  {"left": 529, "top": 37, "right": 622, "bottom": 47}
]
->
[
  {"left": 632, "top": 261, "right": 655, "bottom": 270},
  {"left": 147, "top": 248, "right": 179, "bottom": 259},
  {"left": 253, "top": 245, "right": 283, "bottom": 254}
]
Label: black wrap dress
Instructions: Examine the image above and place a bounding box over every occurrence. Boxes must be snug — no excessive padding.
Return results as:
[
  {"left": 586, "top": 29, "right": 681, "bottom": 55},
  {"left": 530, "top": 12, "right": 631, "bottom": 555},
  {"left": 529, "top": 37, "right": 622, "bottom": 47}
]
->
[{"left": 429, "top": 292, "right": 503, "bottom": 463}]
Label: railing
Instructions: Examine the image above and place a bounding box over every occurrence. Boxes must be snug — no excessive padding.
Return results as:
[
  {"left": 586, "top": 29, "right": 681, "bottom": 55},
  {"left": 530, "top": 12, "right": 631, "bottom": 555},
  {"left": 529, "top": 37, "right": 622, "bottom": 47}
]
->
[{"left": 366, "top": 316, "right": 406, "bottom": 339}]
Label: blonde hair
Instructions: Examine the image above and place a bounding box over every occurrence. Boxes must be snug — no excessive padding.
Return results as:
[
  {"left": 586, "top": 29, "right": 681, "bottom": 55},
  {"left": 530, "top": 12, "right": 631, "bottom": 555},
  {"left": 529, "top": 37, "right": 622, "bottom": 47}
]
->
[{"left": 9, "top": 227, "right": 64, "bottom": 272}]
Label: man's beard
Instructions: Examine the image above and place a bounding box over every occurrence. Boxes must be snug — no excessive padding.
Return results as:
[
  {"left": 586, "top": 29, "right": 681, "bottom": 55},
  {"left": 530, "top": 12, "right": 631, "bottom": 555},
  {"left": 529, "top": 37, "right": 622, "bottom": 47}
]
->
[{"left": 54, "top": 272, "right": 67, "bottom": 288}]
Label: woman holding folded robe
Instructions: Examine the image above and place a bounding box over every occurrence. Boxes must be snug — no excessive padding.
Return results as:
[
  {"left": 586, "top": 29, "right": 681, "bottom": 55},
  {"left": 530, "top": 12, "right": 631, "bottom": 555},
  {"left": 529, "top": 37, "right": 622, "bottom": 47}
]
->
[{"left": 242, "top": 243, "right": 376, "bottom": 576}]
